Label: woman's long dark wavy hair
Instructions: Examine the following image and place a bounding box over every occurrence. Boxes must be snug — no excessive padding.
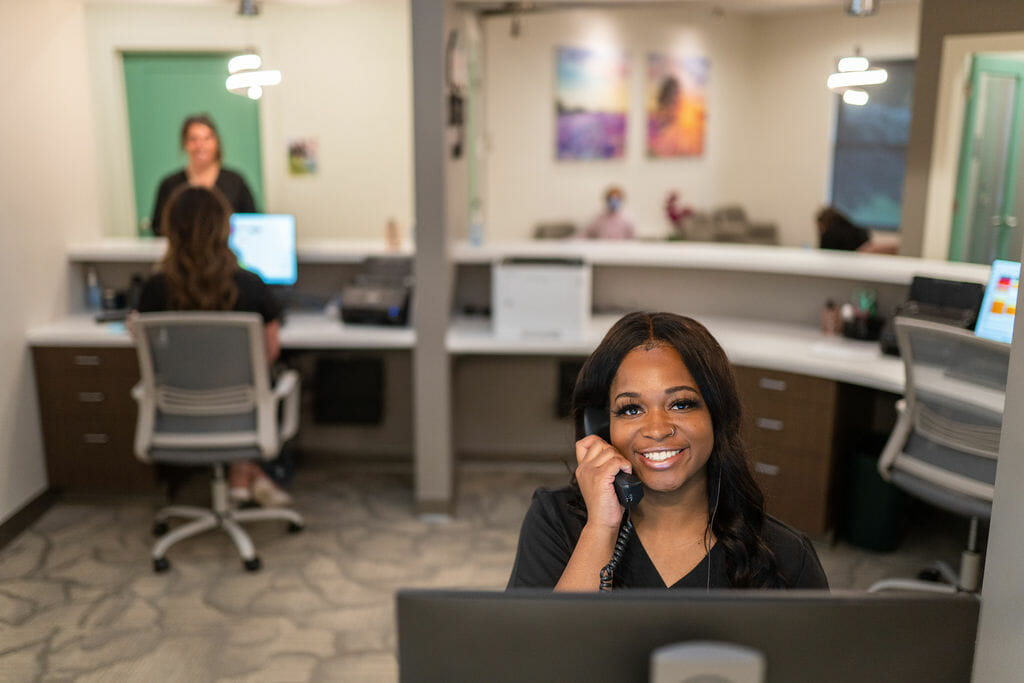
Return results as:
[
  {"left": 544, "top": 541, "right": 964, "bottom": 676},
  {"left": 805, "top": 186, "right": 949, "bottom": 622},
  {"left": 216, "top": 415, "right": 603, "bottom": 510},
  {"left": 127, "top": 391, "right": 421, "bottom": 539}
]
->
[
  {"left": 571, "top": 311, "right": 784, "bottom": 587},
  {"left": 159, "top": 185, "right": 239, "bottom": 312}
]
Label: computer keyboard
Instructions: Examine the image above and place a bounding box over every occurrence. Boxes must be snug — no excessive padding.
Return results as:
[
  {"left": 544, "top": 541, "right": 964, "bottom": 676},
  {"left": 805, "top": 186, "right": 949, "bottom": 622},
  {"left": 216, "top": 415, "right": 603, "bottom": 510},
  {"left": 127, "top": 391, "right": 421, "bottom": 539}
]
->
[{"left": 94, "top": 309, "right": 129, "bottom": 323}]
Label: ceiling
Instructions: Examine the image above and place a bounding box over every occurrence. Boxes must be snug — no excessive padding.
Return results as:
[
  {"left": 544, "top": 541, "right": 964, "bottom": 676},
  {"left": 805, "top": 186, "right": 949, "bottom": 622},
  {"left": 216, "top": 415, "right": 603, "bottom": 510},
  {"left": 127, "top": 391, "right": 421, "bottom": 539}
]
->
[
  {"left": 94, "top": 0, "right": 917, "bottom": 15},
  {"left": 458, "top": 0, "right": 917, "bottom": 16}
]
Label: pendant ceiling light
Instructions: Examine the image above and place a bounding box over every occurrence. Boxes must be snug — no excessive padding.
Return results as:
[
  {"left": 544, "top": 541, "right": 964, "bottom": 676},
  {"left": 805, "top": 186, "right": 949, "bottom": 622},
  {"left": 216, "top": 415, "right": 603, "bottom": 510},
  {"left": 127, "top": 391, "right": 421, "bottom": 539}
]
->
[
  {"left": 827, "top": 47, "right": 886, "bottom": 106},
  {"left": 846, "top": 0, "right": 880, "bottom": 17},
  {"left": 226, "top": 0, "right": 281, "bottom": 101}
]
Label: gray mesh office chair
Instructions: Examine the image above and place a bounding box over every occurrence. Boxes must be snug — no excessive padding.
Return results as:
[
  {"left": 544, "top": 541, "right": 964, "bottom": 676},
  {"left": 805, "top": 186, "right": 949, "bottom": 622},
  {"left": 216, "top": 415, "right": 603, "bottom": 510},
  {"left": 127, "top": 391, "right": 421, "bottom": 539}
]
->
[
  {"left": 869, "top": 317, "right": 1009, "bottom": 594},
  {"left": 132, "top": 312, "right": 303, "bottom": 572}
]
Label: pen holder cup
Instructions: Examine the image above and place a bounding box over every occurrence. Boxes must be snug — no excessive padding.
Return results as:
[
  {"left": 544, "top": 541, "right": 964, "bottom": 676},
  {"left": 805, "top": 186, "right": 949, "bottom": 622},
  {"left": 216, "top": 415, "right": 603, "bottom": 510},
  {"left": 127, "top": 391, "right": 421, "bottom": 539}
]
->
[{"left": 843, "top": 315, "right": 885, "bottom": 341}]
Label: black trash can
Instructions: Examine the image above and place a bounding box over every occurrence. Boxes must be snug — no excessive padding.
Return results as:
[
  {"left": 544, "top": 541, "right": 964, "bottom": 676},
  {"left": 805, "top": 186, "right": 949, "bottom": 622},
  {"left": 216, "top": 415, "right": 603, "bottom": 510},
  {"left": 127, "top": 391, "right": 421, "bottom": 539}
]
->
[{"left": 842, "top": 438, "right": 908, "bottom": 552}]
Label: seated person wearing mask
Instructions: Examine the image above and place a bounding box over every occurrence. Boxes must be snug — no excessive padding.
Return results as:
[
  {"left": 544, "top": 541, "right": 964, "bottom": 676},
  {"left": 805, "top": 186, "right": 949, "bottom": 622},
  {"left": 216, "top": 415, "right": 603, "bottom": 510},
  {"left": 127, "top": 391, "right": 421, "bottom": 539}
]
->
[{"left": 583, "top": 186, "right": 636, "bottom": 240}]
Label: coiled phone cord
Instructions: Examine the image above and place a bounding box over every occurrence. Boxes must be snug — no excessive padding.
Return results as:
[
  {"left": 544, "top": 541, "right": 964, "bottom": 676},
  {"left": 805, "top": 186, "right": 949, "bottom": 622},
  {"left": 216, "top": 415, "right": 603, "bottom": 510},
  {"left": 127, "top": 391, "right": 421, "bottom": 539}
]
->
[{"left": 599, "top": 508, "right": 634, "bottom": 591}]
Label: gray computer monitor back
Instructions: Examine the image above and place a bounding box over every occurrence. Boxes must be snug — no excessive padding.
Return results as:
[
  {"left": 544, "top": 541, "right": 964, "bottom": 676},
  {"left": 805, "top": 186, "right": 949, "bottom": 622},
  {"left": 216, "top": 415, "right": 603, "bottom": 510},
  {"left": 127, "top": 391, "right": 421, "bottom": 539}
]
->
[{"left": 396, "top": 589, "right": 979, "bottom": 683}]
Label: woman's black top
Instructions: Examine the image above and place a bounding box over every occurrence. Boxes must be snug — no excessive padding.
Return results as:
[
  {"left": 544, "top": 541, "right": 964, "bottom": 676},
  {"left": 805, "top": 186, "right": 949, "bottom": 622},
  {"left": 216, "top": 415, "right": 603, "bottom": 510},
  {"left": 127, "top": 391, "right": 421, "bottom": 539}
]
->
[
  {"left": 819, "top": 219, "right": 869, "bottom": 251},
  {"left": 507, "top": 486, "right": 829, "bottom": 590},
  {"left": 137, "top": 269, "right": 282, "bottom": 324},
  {"left": 150, "top": 168, "right": 256, "bottom": 236}
]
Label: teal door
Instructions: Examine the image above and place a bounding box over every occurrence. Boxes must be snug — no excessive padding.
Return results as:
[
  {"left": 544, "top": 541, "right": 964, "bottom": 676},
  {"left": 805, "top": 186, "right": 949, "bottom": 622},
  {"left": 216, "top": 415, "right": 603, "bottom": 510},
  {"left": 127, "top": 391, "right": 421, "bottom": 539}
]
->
[
  {"left": 123, "top": 52, "right": 264, "bottom": 235},
  {"left": 949, "top": 54, "right": 1024, "bottom": 264}
]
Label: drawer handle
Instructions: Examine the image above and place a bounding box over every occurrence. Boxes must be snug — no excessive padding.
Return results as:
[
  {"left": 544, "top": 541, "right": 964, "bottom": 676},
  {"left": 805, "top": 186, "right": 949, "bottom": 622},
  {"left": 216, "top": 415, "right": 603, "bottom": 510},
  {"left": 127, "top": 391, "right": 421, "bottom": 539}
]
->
[
  {"left": 74, "top": 355, "right": 101, "bottom": 366},
  {"left": 754, "top": 462, "right": 781, "bottom": 476},
  {"left": 758, "top": 378, "right": 787, "bottom": 392},
  {"left": 78, "top": 392, "right": 106, "bottom": 403},
  {"left": 82, "top": 433, "right": 109, "bottom": 444},
  {"left": 755, "top": 417, "right": 784, "bottom": 431}
]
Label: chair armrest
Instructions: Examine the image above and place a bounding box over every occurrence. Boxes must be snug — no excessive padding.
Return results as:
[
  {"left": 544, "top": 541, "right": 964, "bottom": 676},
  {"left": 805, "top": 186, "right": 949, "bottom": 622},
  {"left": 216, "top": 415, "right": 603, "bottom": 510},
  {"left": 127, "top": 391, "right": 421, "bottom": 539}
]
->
[
  {"left": 876, "top": 399, "right": 908, "bottom": 482},
  {"left": 273, "top": 369, "right": 301, "bottom": 443}
]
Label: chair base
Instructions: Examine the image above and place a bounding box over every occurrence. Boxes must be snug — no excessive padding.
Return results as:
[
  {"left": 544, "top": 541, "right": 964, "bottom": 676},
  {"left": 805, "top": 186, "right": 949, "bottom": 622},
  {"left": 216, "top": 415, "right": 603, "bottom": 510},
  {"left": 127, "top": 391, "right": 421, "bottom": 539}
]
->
[
  {"left": 150, "top": 464, "right": 304, "bottom": 572},
  {"left": 868, "top": 553, "right": 981, "bottom": 594}
]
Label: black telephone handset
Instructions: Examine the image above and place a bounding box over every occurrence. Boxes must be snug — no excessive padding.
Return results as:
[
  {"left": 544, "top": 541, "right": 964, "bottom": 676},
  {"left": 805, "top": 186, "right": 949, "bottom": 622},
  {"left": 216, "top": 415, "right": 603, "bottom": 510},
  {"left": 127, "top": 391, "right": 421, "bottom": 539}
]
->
[{"left": 583, "top": 407, "right": 644, "bottom": 508}]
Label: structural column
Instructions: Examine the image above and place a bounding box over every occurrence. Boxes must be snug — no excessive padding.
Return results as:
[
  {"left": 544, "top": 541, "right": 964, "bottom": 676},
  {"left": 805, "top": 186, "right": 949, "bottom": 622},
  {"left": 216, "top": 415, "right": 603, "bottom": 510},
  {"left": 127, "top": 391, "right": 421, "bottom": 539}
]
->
[{"left": 410, "top": 0, "right": 454, "bottom": 515}]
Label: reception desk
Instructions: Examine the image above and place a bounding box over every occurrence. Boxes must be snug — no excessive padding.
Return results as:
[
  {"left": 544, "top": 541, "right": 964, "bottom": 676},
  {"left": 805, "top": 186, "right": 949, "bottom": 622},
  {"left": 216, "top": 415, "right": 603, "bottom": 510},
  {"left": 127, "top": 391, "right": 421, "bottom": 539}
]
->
[{"left": 28, "top": 238, "right": 991, "bottom": 531}]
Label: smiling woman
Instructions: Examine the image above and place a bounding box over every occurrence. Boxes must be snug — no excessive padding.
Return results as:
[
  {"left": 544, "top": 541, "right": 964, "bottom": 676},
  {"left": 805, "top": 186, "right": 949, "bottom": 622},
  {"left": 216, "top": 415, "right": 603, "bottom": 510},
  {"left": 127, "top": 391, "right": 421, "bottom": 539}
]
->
[{"left": 506, "top": 311, "right": 829, "bottom": 591}]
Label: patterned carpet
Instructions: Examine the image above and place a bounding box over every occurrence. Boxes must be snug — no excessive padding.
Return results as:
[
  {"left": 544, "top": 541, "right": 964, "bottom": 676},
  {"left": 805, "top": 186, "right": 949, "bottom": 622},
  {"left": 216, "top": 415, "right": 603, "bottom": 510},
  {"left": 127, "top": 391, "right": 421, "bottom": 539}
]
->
[{"left": 0, "top": 458, "right": 970, "bottom": 682}]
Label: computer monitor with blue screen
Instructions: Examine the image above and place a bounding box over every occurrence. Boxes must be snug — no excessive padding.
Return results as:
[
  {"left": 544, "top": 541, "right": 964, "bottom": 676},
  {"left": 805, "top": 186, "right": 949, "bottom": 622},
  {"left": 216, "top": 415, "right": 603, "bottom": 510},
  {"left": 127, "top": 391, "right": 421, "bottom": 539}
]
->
[
  {"left": 228, "top": 213, "right": 297, "bottom": 286},
  {"left": 974, "top": 259, "right": 1020, "bottom": 344}
]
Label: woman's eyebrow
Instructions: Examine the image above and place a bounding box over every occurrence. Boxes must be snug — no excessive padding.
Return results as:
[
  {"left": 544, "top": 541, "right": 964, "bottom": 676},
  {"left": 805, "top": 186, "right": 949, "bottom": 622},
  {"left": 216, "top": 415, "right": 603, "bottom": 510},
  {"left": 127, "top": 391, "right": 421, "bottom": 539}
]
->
[{"left": 613, "top": 385, "right": 698, "bottom": 402}]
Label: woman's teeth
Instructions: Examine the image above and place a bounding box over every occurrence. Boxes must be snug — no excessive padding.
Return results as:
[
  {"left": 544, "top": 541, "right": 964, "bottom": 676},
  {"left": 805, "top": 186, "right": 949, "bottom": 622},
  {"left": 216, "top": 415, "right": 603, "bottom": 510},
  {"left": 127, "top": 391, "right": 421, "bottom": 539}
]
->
[{"left": 641, "top": 449, "right": 681, "bottom": 462}]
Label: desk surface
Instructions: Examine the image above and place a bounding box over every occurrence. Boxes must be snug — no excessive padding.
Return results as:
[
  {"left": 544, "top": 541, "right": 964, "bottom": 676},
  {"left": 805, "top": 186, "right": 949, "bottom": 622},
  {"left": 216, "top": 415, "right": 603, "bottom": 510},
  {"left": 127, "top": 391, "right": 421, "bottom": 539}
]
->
[
  {"left": 452, "top": 240, "right": 990, "bottom": 286},
  {"left": 67, "top": 238, "right": 414, "bottom": 263},
  {"left": 448, "top": 314, "right": 905, "bottom": 394},
  {"left": 26, "top": 312, "right": 416, "bottom": 350},
  {"left": 28, "top": 312, "right": 903, "bottom": 393}
]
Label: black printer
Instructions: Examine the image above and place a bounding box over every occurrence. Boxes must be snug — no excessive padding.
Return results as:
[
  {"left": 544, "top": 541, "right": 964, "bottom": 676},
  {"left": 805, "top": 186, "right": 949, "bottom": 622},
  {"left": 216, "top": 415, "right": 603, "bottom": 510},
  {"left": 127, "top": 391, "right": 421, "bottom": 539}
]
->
[
  {"left": 878, "top": 275, "right": 984, "bottom": 355},
  {"left": 340, "top": 257, "right": 413, "bottom": 326}
]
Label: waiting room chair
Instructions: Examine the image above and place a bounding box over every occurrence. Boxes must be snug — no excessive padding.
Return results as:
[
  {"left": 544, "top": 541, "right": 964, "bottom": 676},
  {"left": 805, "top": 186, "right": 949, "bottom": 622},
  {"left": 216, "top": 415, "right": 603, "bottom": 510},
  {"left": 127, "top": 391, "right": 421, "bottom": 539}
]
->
[
  {"left": 710, "top": 204, "right": 779, "bottom": 245},
  {"left": 132, "top": 312, "right": 303, "bottom": 572},
  {"left": 869, "top": 317, "right": 1009, "bottom": 594}
]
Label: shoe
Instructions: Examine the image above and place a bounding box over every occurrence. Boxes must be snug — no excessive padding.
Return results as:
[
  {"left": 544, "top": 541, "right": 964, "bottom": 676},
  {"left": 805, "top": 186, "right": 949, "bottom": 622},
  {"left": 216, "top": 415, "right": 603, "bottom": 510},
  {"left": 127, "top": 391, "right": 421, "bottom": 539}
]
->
[
  {"left": 229, "top": 486, "right": 252, "bottom": 504},
  {"left": 251, "top": 477, "right": 292, "bottom": 508}
]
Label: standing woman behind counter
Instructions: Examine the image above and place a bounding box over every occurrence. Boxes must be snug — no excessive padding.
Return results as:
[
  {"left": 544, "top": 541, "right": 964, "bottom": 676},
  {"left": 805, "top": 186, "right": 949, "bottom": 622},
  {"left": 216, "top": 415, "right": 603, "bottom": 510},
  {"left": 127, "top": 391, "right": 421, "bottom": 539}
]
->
[{"left": 150, "top": 114, "right": 256, "bottom": 236}]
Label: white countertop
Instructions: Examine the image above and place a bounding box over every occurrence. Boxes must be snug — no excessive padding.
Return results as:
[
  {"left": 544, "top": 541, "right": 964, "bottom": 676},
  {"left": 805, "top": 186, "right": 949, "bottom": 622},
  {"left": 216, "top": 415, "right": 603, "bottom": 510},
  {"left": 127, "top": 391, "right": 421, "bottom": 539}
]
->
[
  {"left": 27, "top": 312, "right": 416, "bottom": 350},
  {"left": 30, "top": 311, "right": 902, "bottom": 393},
  {"left": 448, "top": 314, "right": 905, "bottom": 394},
  {"left": 451, "top": 240, "right": 990, "bottom": 286},
  {"left": 67, "top": 238, "right": 414, "bottom": 263},
  {"left": 65, "top": 238, "right": 990, "bottom": 289}
]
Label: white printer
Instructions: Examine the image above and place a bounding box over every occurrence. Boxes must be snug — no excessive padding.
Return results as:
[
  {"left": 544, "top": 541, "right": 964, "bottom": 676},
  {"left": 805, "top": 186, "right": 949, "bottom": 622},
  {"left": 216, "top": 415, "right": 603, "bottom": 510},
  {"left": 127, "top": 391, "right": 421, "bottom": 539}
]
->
[{"left": 492, "top": 257, "right": 591, "bottom": 339}]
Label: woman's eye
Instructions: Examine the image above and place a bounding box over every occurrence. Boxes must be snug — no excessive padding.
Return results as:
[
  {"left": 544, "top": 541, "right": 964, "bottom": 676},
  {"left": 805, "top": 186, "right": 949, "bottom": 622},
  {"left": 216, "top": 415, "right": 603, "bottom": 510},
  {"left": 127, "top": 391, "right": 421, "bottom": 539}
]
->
[
  {"left": 614, "top": 404, "right": 642, "bottom": 417},
  {"left": 671, "top": 398, "right": 699, "bottom": 411}
]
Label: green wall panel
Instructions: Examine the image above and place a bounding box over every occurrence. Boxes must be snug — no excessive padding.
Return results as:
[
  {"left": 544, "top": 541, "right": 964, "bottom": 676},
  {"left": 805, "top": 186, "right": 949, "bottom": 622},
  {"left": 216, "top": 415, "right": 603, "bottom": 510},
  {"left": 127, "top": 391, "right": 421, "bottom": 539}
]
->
[{"left": 123, "top": 52, "right": 264, "bottom": 235}]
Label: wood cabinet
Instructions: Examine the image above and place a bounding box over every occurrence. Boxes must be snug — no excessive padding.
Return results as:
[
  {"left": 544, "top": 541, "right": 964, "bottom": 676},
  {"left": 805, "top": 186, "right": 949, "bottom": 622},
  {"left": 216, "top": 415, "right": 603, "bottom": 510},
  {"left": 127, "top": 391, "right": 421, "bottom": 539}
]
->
[
  {"left": 32, "top": 347, "right": 155, "bottom": 492},
  {"left": 733, "top": 366, "right": 840, "bottom": 536}
]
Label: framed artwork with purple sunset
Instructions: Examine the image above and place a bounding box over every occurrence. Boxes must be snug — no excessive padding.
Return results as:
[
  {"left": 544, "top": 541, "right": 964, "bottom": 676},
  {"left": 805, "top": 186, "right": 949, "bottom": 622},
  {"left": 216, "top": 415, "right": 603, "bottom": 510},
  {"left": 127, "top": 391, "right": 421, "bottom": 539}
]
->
[{"left": 555, "top": 46, "right": 630, "bottom": 160}]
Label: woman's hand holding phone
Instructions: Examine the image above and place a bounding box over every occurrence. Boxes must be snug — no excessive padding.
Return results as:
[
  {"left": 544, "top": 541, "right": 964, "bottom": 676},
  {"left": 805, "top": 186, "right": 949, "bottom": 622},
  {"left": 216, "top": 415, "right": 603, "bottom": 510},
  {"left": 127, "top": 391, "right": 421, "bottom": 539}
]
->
[
  {"left": 555, "top": 434, "right": 633, "bottom": 590},
  {"left": 574, "top": 434, "right": 631, "bottom": 531}
]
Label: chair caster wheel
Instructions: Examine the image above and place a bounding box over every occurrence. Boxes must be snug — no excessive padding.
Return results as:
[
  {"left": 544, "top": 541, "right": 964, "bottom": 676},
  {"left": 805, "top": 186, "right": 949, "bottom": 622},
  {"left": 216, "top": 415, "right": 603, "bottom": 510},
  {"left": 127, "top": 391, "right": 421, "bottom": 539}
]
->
[
  {"left": 152, "top": 522, "right": 169, "bottom": 536},
  {"left": 288, "top": 522, "right": 304, "bottom": 533},
  {"left": 244, "top": 557, "right": 261, "bottom": 572},
  {"left": 153, "top": 557, "right": 170, "bottom": 573}
]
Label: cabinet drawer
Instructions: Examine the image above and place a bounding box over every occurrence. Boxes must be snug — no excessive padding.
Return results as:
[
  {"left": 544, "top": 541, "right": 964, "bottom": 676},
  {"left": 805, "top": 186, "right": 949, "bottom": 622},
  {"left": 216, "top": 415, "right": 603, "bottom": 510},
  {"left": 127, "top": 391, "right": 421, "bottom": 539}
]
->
[
  {"left": 36, "top": 381, "right": 137, "bottom": 416},
  {"left": 740, "top": 400, "right": 834, "bottom": 453},
  {"left": 751, "top": 452, "right": 831, "bottom": 534},
  {"left": 748, "top": 445, "right": 832, "bottom": 498},
  {"left": 33, "top": 347, "right": 139, "bottom": 382},
  {"left": 734, "top": 366, "right": 836, "bottom": 411},
  {"left": 44, "top": 415, "right": 153, "bottom": 492}
]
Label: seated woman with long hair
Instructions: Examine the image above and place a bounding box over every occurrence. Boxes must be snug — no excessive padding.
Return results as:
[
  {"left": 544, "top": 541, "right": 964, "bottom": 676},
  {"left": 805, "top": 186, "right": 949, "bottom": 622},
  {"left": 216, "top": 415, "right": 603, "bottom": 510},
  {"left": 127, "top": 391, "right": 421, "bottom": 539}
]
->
[
  {"left": 507, "top": 312, "right": 828, "bottom": 590},
  {"left": 135, "top": 184, "right": 290, "bottom": 507}
]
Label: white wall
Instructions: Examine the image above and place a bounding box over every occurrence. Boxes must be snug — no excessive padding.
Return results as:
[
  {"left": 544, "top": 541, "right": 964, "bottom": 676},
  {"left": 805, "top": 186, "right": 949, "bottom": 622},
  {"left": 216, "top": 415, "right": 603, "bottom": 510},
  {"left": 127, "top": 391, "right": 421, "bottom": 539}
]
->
[
  {"left": 479, "top": 3, "right": 919, "bottom": 247},
  {"left": 0, "top": 0, "right": 101, "bottom": 523},
  {"left": 85, "top": 0, "right": 413, "bottom": 241},
  {"left": 743, "top": 4, "right": 919, "bottom": 247}
]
